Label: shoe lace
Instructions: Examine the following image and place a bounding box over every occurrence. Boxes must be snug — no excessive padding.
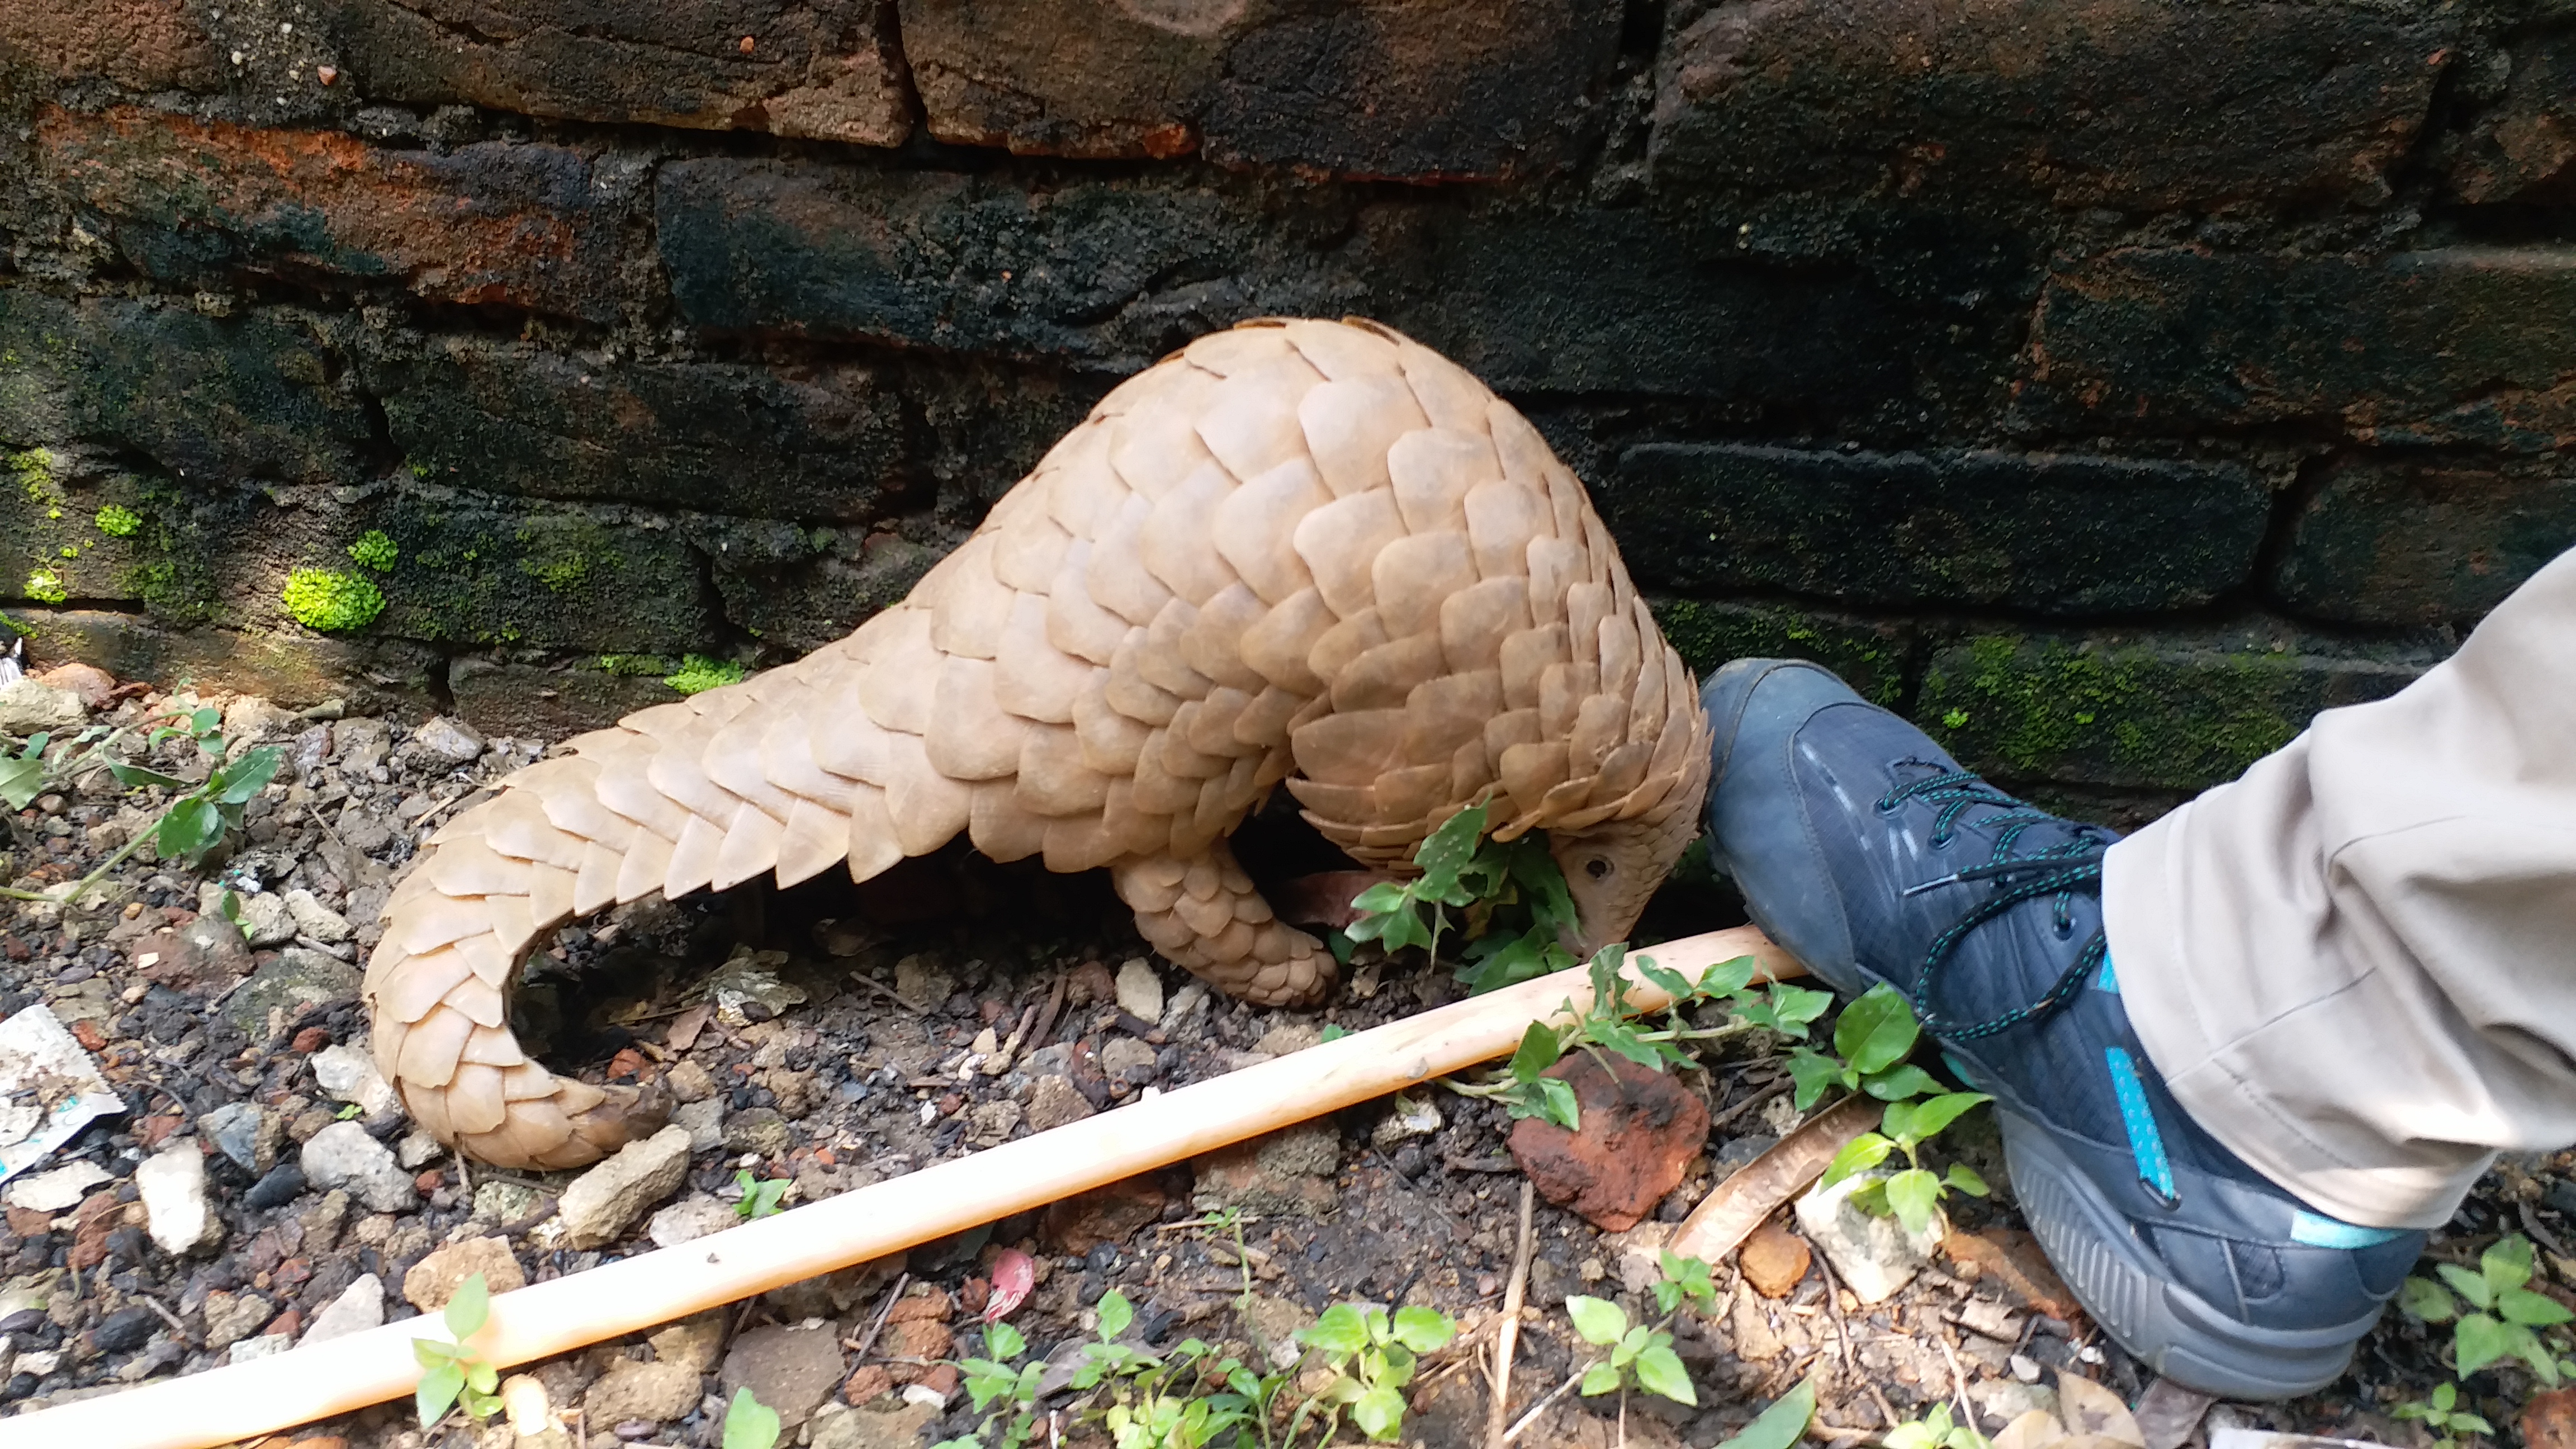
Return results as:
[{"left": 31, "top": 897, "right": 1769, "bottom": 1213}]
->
[{"left": 1881, "top": 766, "right": 2110, "bottom": 1041}]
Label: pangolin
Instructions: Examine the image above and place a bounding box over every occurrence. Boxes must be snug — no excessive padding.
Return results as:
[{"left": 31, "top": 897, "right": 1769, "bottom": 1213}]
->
[{"left": 365, "top": 318, "right": 1713, "bottom": 1169}]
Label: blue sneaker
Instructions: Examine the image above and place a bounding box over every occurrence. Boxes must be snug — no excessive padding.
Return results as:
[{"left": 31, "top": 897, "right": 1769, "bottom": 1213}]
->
[{"left": 1699, "top": 658, "right": 2423, "bottom": 1400}]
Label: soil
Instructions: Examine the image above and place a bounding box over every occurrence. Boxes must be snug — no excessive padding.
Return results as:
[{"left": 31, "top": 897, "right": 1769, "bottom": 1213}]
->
[{"left": 0, "top": 688, "right": 2562, "bottom": 1449}]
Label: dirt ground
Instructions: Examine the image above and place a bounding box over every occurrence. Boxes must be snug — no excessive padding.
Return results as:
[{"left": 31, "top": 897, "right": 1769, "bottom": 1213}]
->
[{"left": 0, "top": 692, "right": 2563, "bottom": 1449}]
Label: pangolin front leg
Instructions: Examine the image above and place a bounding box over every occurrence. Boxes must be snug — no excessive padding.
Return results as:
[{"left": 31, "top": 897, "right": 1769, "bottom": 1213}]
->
[
  {"left": 368, "top": 315, "right": 1714, "bottom": 1169},
  {"left": 1113, "top": 844, "right": 1332, "bottom": 1007}
]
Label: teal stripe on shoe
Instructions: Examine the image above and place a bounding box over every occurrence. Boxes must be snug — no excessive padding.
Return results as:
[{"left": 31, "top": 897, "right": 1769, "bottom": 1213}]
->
[
  {"left": 2095, "top": 954, "right": 2119, "bottom": 993},
  {"left": 2289, "top": 1210, "right": 2412, "bottom": 1249},
  {"left": 2105, "top": 1047, "right": 2177, "bottom": 1202}
]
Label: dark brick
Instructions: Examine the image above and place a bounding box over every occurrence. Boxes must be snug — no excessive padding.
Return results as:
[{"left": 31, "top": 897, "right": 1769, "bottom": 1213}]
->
[
  {"left": 0, "top": 0, "right": 221, "bottom": 91},
  {"left": 16, "top": 609, "right": 439, "bottom": 714},
  {"left": 2019, "top": 247, "right": 2576, "bottom": 453},
  {"left": 2274, "top": 453, "right": 2576, "bottom": 627},
  {"left": 1609, "top": 444, "right": 2265, "bottom": 613},
  {"left": 447, "top": 656, "right": 681, "bottom": 738},
  {"left": 696, "top": 517, "right": 944, "bottom": 654},
  {"left": 1647, "top": 598, "right": 1911, "bottom": 708},
  {"left": 38, "top": 105, "right": 628, "bottom": 322},
  {"left": 0, "top": 449, "right": 151, "bottom": 607},
  {"left": 1916, "top": 628, "right": 2431, "bottom": 792},
  {"left": 1651, "top": 0, "right": 2445, "bottom": 210},
  {"left": 0, "top": 290, "right": 372, "bottom": 487},
  {"left": 325, "top": 0, "right": 909, "bottom": 145},
  {"left": 365, "top": 337, "right": 911, "bottom": 521},
  {"left": 345, "top": 491, "right": 716, "bottom": 653},
  {"left": 901, "top": 0, "right": 1618, "bottom": 177},
  {"left": 2451, "top": 30, "right": 2576, "bottom": 205}
]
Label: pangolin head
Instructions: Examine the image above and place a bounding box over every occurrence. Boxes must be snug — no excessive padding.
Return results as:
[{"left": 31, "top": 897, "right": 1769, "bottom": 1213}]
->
[{"left": 1547, "top": 787, "right": 1705, "bottom": 959}]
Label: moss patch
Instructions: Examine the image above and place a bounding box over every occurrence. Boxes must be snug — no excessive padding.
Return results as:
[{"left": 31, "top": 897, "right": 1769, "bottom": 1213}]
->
[
  {"left": 663, "top": 654, "right": 746, "bottom": 694},
  {"left": 282, "top": 569, "right": 386, "bottom": 632},
  {"left": 93, "top": 504, "right": 141, "bottom": 537},
  {"left": 1648, "top": 598, "right": 1911, "bottom": 706},
  {"left": 347, "top": 529, "right": 399, "bottom": 572}
]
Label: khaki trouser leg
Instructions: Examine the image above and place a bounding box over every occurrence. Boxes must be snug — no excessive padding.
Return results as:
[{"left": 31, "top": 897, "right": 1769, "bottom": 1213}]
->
[{"left": 2105, "top": 545, "right": 2576, "bottom": 1230}]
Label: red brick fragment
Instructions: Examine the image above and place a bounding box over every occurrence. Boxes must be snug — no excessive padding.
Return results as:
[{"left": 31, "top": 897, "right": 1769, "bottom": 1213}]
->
[{"left": 1507, "top": 1053, "right": 1710, "bottom": 1232}]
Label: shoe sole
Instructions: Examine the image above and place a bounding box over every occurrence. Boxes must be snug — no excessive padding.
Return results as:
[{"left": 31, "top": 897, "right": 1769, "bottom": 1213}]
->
[{"left": 1997, "top": 1109, "right": 2379, "bottom": 1399}]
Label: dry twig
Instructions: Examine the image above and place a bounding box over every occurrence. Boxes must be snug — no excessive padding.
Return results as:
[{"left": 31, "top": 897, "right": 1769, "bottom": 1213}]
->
[{"left": 1485, "top": 1181, "right": 1537, "bottom": 1449}]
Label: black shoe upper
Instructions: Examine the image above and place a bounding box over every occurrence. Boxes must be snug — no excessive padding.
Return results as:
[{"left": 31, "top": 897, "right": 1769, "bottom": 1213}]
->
[{"left": 1701, "top": 659, "right": 2421, "bottom": 1340}]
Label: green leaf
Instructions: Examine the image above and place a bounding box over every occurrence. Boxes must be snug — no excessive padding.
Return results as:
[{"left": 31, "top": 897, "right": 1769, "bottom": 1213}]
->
[
  {"left": 1637, "top": 957, "right": 1694, "bottom": 1003},
  {"left": 1767, "top": 985, "right": 1835, "bottom": 1035},
  {"left": 2455, "top": 1415, "right": 2497, "bottom": 1436},
  {"left": 1696, "top": 956, "right": 1758, "bottom": 1000},
  {"left": 1819, "top": 1133, "right": 1895, "bottom": 1189},
  {"left": 1784, "top": 1049, "right": 1845, "bottom": 1112},
  {"left": 1713, "top": 1377, "right": 1817, "bottom": 1449},
  {"left": 2455, "top": 1311, "right": 2510, "bottom": 1376},
  {"left": 211, "top": 746, "right": 282, "bottom": 806},
  {"left": 723, "top": 1387, "right": 784, "bottom": 1449},
  {"left": 1834, "top": 983, "right": 1920, "bottom": 1075},
  {"left": 1509, "top": 1021, "right": 1562, "bottom": 1083},
  {"left": 1352, "top": 1384, "right": 1407, "bottom": 1442},
  {"left": 1564, "top": 1295, "right": 1627, "bottom": 1346},
  {"left": 1459, "top": 927, "right": 1562, "bottom": 994},
  {"left": 1633, "top": 1343, "right": 1697, "bottom": 1406},
  {"left": 2431, "top": 1383, "right": 2457, "bottom": 1412},
  {"left": 1884, "top": 1168, "right": 1943, "bottom": 1237},
  {"left": 2501, "top": 1286, "right": 2573, "bottom": 1327},
  {"left": 2400, "top": 1276, "right": 2460, "bottom": 1323},
  {"left": 1944, "top": 1164, "right": 1990, "bottom": 1197},
  {"left": 2439, "top": 1262, "right": 2496, "bottom": 1312},
  {"left": 2483, "top": 1234, "right": 2537, "bottom": 1294},
  {"left": 1611, "top": 1324, "right": 1648, "bottom": 1368},
  {"left": 1390, "top": 1306, "right": 1454, "bottom": 1353},
  {"left": 1412, "top": 802, "right": 1490, "bottom": 889},
  {"left": 1097, "top": 1288, "right": 1134, "bottom": 1342},
  {"left": 0, "top": 756, "right": 41, "bottom": 811},
  {"left": 1299, "top": 1304, "right": 1370, "bottom": 1357},
  {"left": 1587, "top": 1020, "right": 1666, "bottom": 1072},
  {"left": 412, "top": 1338, "right": 457, "bottom": 1367},
  {"left": 189, "top": 706, "right": 220, "bottom": 737},
  {"left": 416, "top": 1361, "right": 466, "bottom": 1428},
  {"left": 987, "top": 1322, "right": 1026, "bottom": 1360},
  {"left": 465, "top": 1358, "right": 499, "bottom": 1394},
  {"left": 1894, "top": 1092, "right": 1991, "bottom": 1144},
  {"left": 104, "top": 761, "right": 187, "bottom": 790},
  {"left": 1534, "top": 1077, "right": 1581, "bottom": 1131},
  {"left": 1862, "top": 1064, "right": 1944, "bottom": 1102},
  {"left": 155, "top": 796, "right": 223, "bottom": 858},
  {"left": 444, "top": 1273, "right": 490, "bottom": 1340},
  {"left": 1349, "top": 883, "right": 1412, "bottom": 916}
]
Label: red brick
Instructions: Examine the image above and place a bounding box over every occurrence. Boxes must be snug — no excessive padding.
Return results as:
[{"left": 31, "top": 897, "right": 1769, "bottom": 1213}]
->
[
  {"left": 1651, "top": 0, "right": 2446, "bottom": 209},
  {"left": 37, "top": 105, "right": 623, "bottom": 322},
  {"left": 897, "top": 0, "right": 1618, "bottom": 176},
  {"left": 0, "top": 0, "right": 221, "bottom": 91},
  {"left": 328, "top": 0, "right": 909, "bottom": 146}
]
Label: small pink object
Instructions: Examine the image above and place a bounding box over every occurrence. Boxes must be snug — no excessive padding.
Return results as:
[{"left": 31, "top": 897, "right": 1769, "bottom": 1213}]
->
[{"left": 983, "top": 1248, "right": 1035, "bottom": 1322}]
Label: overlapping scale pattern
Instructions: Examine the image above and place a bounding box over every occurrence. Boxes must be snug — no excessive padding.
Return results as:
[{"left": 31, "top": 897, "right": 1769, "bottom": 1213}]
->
[{"left": 364, "top": 318, "right": 1711, "bottom": 1169}]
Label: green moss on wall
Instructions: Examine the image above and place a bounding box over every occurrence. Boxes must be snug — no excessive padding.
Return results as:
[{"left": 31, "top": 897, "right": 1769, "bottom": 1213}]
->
[
  {"left": 347, "top": 529, "right": 399, "bottom": 572},
  {"left": 664, "top": 654, "right": 746, "bottom": 694},
  {"left": 282, "top": 568, "right": 386, "bottom": 632},
  {"left": 1649, "top": 597, "right": 1911, "bottom": 705}
]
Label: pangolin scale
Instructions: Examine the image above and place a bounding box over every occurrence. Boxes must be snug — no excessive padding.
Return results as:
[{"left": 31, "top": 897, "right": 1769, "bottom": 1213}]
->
[{"left": 366, "top": 318, "right": 1712, "bottom": 1169}]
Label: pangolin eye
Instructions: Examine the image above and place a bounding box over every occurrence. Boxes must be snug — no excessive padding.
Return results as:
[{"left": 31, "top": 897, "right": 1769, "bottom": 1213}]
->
[{"left": 1585, "top": 858, "right": 1612, "bottom": 880}]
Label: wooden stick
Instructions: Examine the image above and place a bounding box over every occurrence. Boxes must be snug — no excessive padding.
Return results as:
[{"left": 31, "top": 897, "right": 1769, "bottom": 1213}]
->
[{"left": 6, "top": 925, "right": 1801, "bottom": 1449}]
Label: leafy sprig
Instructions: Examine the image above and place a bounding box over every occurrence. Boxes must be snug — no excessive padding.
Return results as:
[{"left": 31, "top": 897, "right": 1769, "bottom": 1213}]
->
[
  {"left": 1, "top": 707, "right": 282, "bottom": 905},
  {"left": 2400, "top": 1234, "right": 2576, "bottom": 1385},
  {"left": 413, "top": 1273, "right": 502, "bottom": 1428}
]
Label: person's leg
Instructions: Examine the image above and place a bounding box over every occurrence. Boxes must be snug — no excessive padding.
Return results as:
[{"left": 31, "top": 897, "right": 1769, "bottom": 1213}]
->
[
  {"left": 2110, "top": 545, "right": 2576, "bottom": 1229},
  {"left": 1691, "top": 550, "right": 2576, "bottom": 1396}
]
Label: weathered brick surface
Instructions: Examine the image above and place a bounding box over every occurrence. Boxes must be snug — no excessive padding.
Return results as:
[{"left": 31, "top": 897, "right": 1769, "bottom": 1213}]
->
[
  {"left": 16, "top": 609, "right": 441, "bottom": 714},
  {"left": 2019, "top": 247, "right": 2576, "bottom": 451},
  {"left": 2274, "top": 453, "right": 2576, "bottom": 627},
  {"left": 341, "top": 491, "right": 717, "bottom": 653},
  {"left": 364, "top": 337, "right": 910, "bottom": 520},
  {"left": 325, "top": 0, "right": 910, "bottom": 145},
  {"left": 0, "top": 0, "right": 222, "bottom": 91},
  {"left": 694, "top": 518, "right": 945, "bottom": 653},
  {"left": 1651, "top": 0, "right": 2445, "bottom": 209},
  {"left": 2451, "top": 31, "right": 2576, "bottom": 205},
  {"left": 900, "top": 0, "right": 1618, "bottom": 176},
  {"left": 1608, "top": 444, "right": 2265, "bottom": 613},
  {"left": 0, "top": 451, "right": 151, "bottom": 605},
  {"left": 447, "top": 656, "right": 683, "bottom": 739},
  {"left": 37, "top": 106, "right": 628, "bottom": 322},
  {"left": 0, "top": 291, "right": 373, "bottom": 488},
  {"left": 1650, "top": 599, "right": 1913, "bottom": 708},
  {"left": 1917, "top": 631, "right": 2431, "bottom": 791}
]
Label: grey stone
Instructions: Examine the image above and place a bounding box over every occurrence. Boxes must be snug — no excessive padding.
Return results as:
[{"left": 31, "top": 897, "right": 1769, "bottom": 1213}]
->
[
  {"left": 407, "top": 715, "right": 487, "bottom": 764},
  {"left": 1098, "top": 1037, "right": 1158, "bottom": 1078},
  {"left": 721, "top": 1321, "right": 847, "bottom": 1429},
  {"left": 471, "top": 1179, "right": 546, "bottom": 1226},
  {"left": 227, "top": 1333, "right": 292, "bottom": 1364},
  {"left": 198, "top": 1289, "right": 274, "bottom": 1350},
  {"left": 1159, "top": 983, "right": 1209, "bottom": 1035},
  {"left": 302, "top": 1273, "right": 385, "bottom": 1344},
  {"left": 233, "top": 892, "right": 297, "bottom": 949},
  {"left": 584, "top": 1357, "right": 702, "bottom": 1426},
  {"left": 225, "top": 948, "right": 363, "bottom": 1035},
  {"left": 1794, "top": 1173, "right": 1942, "bottom": 1306},
  {"left": 0, "top": 681, "right": 84, "bottom": 735},
  {"left": 810, "top": 1403, "right": 942, "bottom": 1449},
  {"left": 891, "top": 954, "right": 952, "bottom": 1012},
  {"left": 135, "top": 1140, "right": 222, "bottom": 1255},
  {"left": 280, "top": 888, "right": 353, "bottom": 944},
  {"left": 310, "top": 1043, "right": 399, "bottom": 1117},
  {"left": 647, "top": 1195, "right": 738, "bottom": 1248},
  {"left": 3, "top": 1162, "right": 110, "bottom": 1213},
  {"left": 1113, "top": 958, "right": 1164, "bottom": 1024},
  {"left": 558, "top": 1124, "right": 693, "bottom": 1249},
  {"left": 395, "top": 1130, "right": 445, "bottom": 1170},
  {"left": 1024, "top": 1074, "right": 1095, "bottom": 1133},
  {"left": 299, "top": 1119, "right": 419, "bottom": 1213},
  {"left": 673, "top": 1098, "right": 726, "bottom": 1152},
  {"left": 197, "top": 1102, "right": 274, "bottom": 1173},
  {"left": 722, "top": 1107, "right": 793, "bottom": 1158}
]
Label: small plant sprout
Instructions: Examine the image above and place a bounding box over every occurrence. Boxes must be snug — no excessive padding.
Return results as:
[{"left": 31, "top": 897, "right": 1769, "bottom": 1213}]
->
[
  {"left": 2399, "top": 1233, "right": 2576, "bottom": 1384},
  {"left": 1785, "top": 982, "right": 1947, "bottom": 1110},
  {"left": 1564, "top": 1295, "right": 1696, "bottom": 1406},
  {"left": 2393, "top": 1382, "right": 2495, "bottom": 1449},
  {"left": 1651, "top": 1249, "right": 1719, "bottom": 1317},
  {"left": 1884, "top": 1401, "right": 1990, "bottom": 1449},
  {"left": 1344, "top": 801, "right": 1577, "bottom": 985},
  {"left": 722, "top": 1388, "right": 784, "bottom": 1449},
  {"left": 945, "top": 1319, "right": 1046, "bottom": 1449},
  {"left": 1819, "top": 1088, "right": 1992, "bottom": 1238},
  {"left": 1291, "top": 1301, "right": 1457, "bottom": 1442},
  {"left": 413, "top": 1272, "right": 502, "bottom": 1429},
  {"left": 0, "top": 707, "right": 284, "bottom": 906},
  {"left": 1716, "top": 1379, "right": 1818, "bottom": 1449},
  {"left": 731, "top": 1168, "right": 790, "bottom": 1220}
]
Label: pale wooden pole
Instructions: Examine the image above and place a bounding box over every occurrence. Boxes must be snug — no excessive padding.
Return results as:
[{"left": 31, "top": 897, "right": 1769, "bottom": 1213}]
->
[{"left": 4, "top": 926, "right": 1797, "bottom": 1449}]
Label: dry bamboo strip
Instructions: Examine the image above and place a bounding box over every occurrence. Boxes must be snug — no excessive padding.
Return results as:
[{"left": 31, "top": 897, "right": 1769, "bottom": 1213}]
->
[{"left": 7, "top": 925, "right": 1800, "bottom": 1449}]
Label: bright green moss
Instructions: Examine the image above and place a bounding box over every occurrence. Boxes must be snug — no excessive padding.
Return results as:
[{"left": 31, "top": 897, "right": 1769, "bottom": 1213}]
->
[
  {"left": 93, "top": 505, "right": 140, "bottom": 537},
  {"left": 22, "top": 569, "right": 66, "bottom": 604},
  {"left": 598, "top": 654, "right": 675, "bottom": 677},
  {"left": 347, "top": 529, "right": 399, "bottom": 572},
  {"left": 664, "top": 655, "right": 746, "bottom": 695},
  {"left": 11, "top": 449, "right": 54, "bottom": 503},
  {"left": 282, "top": 568, "right": 386, "bottom": 632}
]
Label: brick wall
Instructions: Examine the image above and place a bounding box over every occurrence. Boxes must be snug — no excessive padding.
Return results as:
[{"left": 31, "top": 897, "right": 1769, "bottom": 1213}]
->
[{"left": 3, "top": 0, "right": 2570, "bottom": 820}]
